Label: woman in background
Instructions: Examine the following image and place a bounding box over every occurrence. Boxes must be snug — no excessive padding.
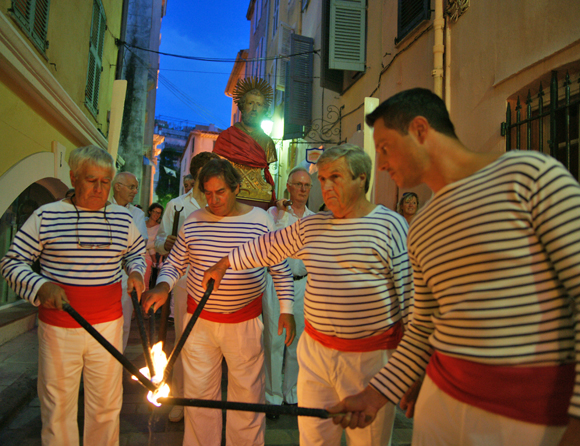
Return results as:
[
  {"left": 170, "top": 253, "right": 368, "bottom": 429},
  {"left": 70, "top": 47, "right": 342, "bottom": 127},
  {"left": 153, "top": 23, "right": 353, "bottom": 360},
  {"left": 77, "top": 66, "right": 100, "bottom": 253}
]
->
[
  {"left": 144, "top": 203, "right": 164, "bottom": 289},
  {"left": 398, "top": 192, "right": 419, "bottom": 226}
]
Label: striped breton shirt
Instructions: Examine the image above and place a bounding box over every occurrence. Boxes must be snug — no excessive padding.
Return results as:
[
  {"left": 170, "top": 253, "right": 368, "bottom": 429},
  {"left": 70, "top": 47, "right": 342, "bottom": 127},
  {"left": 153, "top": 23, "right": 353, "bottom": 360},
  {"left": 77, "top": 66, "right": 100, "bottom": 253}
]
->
[
  {"left": 0, "top": 200, "right": 146, "bottom": 304},
  {"left": 369, "top": 151, "right": 580, "bottom": 418},
  {"left": 229, "top": 205, "right": 414, "bottom": 339},
  {"left": 157, "top": 207, "right": 294, "bottom": 314}
]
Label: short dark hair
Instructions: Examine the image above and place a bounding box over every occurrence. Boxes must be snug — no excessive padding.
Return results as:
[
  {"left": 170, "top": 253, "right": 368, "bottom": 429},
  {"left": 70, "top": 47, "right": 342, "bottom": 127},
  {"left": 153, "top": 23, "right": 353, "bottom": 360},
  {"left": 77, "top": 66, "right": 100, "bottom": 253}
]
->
[
  {"left": 189, "top": 151, "right": 221, "bottom": 180},
  {"left": 365, "top": 88, "right": 457, "bottom": 138},
  {"left": 198, "top": 159, "right": 242, "bottom": 193},
  {"left": 147, "top": 202, "right": 163, "bottom": 217}
]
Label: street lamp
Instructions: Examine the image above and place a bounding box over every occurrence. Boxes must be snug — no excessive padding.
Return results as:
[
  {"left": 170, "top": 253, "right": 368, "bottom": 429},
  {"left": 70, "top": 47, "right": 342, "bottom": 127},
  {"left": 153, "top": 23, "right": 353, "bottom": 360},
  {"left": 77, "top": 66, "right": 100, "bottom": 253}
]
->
[{"left": 261, "top": 119, "right": 274, "bottom": 136}]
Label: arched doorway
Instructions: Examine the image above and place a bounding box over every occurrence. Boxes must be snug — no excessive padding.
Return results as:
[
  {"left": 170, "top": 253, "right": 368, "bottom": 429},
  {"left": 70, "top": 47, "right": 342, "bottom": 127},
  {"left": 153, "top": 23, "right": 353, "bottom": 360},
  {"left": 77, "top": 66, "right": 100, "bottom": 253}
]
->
[{"left": 0, "top": 182, "right": 61, "bottom": 306}]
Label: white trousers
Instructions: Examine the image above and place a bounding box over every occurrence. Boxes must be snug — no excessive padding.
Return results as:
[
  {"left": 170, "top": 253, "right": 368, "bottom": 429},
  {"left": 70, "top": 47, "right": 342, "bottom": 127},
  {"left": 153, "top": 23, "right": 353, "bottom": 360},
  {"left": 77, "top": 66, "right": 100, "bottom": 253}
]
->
[
  {"left": 182, "top": 315, "right": 265, "bottom": 446},
  {"left": 262, "top": 274, "right": 306, "bottom": 405},
  {"left": 38, "top": 318, "right": 123, "bottom": 446},
  {"left": 412, "top": 375, "right": 567, "bottom": 446},
  {"left": 171, "top": 275, "right": 188, "bottom": 398},
  {"left": 297, "top": 332, "right": 395, "bottom": 446}
]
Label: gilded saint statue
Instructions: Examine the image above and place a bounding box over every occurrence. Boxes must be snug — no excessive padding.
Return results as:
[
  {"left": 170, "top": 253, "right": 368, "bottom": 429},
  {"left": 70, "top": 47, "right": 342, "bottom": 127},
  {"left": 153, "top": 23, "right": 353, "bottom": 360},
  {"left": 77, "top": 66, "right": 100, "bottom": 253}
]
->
[{"left": 213, "top": 77, "right": 277, "bottom": 204}]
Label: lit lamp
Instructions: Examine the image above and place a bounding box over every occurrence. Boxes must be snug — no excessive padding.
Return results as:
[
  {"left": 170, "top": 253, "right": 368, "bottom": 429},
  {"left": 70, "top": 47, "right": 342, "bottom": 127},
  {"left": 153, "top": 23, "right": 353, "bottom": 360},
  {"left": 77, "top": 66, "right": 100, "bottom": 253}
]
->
[{"left": 261, "top": 119, "right": 274, "bottom": 136}]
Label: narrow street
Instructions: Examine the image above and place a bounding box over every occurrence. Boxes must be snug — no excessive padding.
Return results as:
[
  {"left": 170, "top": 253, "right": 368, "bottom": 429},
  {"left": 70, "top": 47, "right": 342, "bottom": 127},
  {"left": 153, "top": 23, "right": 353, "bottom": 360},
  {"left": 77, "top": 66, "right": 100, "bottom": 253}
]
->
[{"left": 0, "top": 316, "right": 413, "bottom": 445}]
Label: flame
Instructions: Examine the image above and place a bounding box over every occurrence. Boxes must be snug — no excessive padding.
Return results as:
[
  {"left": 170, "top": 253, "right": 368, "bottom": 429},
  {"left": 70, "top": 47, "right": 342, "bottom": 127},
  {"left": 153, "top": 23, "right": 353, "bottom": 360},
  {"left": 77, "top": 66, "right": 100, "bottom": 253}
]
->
[{"left": 131, "top": 341, "right": 170, "bottom": 406}]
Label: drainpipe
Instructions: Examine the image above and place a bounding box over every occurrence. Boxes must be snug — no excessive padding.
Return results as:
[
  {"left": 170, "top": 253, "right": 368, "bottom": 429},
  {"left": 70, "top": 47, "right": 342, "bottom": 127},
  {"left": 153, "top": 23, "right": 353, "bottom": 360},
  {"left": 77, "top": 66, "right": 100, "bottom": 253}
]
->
[
  {"left": 445, "top": 22, "right": 451, "bottom": 111},
  {"left": 432, "top": 0, "right": 445, "bottom": 99}
]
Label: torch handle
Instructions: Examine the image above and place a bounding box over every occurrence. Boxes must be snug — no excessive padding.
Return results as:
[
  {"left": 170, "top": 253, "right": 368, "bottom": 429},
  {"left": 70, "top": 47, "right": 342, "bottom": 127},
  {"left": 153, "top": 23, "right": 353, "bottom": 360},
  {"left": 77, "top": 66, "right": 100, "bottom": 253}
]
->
[
  {"left": 131, "top": 290, "right": 155, "bottom": 378},
  {"left": 157, "top": 397, "right": 330, "bottom": 419},
  {"left": 162, "top": 279, "right": 214, "bottom": 384},
  {"left": 62, "top": 303, "right": 157, "bottom": 392}
]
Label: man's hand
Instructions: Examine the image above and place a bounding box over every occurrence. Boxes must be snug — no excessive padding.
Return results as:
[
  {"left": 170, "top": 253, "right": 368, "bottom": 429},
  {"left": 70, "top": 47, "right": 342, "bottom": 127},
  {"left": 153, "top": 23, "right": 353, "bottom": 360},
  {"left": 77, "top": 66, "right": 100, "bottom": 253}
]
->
[
  {"left": 326, "top": 385, "right": 389, "bottom": 429},
  {"left": 275, "top": 199, "right": 291, "bottom": 211},
  {"left": 142, "top": 283, "right": 170, "bottom": 313},
  {"left": 37, "top": 282, "right": 69, "bottom": 310},
  {"left": 399, "top": 378, "right": 422, "bottom": 418},
  {"left": 202, "top": 256, "right": 230, "bottom": 290},
  {"left": 127, "top": 271, "right": 145, "bottom": 301},
  {"left": 164, "top": 235, "right": 177, "bottom": 252},
  {"left": 278, "top": 313, "right": 296, "bottom": 346}
]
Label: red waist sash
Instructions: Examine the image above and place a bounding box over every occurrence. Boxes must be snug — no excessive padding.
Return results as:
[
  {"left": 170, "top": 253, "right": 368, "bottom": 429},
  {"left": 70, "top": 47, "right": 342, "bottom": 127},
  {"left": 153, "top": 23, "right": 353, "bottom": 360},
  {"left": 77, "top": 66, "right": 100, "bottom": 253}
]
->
[
  {"left": 187, "top": 294, "right": 262, "bottom": 324},
  {"left": 426, "top": 350, "right": 575, "bottom": 426},
  {"left": 304, "top": 319, "right": 403, "bottom": 352},
  {"left": 39, "top": 282, "right": 123, "bottom": 328}
]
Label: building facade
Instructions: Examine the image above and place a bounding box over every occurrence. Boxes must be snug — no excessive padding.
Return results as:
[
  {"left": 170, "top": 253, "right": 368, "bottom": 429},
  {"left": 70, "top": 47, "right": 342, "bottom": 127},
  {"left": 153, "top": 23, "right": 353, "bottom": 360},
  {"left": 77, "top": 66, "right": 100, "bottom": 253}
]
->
[{"left": 240, "top": 0, "right": 579, "bottom": 211}]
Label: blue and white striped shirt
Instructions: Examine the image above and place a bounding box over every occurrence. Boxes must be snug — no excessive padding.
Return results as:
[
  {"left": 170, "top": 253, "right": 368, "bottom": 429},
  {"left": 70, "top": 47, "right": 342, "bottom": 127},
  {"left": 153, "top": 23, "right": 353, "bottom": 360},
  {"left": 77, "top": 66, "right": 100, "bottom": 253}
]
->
[
  {"left": 229, "top": 205, "right": 414, "bottom": 339},
  {"left": 157, "top": 207, "right": 294, "bottom": 314},
  {"left": 370, "top": 151, "right": 580, "bottom": 418},
  {"left": 0, "top": 200, "right": 146, "bottom": 305}
]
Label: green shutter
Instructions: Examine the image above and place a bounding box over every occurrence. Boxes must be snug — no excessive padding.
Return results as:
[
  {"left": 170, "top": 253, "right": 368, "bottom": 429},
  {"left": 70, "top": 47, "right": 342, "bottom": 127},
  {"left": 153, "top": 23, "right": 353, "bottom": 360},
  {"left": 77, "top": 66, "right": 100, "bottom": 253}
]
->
[
  {"left": 85, "top": 0, "right": 106, "bottom": 116},
  {"left": 283, "top": 34, "right": 314, "bottom": 140},
  {"left": 11, "top": 0, "right": 50, "bottom": 52},
  {"left": 329, "top": 0, "right": 365, "bottom": 71}
]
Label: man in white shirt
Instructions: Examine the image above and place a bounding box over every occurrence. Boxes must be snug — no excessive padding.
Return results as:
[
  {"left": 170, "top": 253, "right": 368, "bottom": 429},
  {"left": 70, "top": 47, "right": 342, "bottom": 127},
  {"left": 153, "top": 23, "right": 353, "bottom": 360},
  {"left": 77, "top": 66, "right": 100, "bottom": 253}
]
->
[
  {"left": 154, "top": 151, "right": 219, "bottom": 422},
  {"left": 263, "top": 166, "right": 315, "bottom": 415},
  {"left": 112, "top": 172, "right": 148, "bottom": 352}
]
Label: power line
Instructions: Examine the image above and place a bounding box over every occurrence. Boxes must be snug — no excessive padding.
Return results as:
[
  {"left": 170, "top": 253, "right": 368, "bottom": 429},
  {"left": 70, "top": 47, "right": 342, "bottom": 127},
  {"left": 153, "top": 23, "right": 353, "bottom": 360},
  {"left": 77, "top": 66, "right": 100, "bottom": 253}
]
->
[{"left": 119, "top": 40, "right": 319, "bottom": 63}]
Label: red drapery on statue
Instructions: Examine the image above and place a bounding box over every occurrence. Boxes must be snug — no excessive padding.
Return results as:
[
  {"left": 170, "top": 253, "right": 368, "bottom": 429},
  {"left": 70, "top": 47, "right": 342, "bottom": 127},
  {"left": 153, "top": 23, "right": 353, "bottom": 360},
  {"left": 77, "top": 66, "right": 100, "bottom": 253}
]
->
[{"left": 214, "top": 126, "right": 276, "bottom": 201}]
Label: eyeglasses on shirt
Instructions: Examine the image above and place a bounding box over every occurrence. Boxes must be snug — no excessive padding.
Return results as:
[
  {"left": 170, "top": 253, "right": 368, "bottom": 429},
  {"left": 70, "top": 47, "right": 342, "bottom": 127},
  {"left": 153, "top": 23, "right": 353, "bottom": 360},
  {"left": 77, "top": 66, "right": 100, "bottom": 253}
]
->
[{"left": 72, "top": 199, "right": 113, "bottom": 249}]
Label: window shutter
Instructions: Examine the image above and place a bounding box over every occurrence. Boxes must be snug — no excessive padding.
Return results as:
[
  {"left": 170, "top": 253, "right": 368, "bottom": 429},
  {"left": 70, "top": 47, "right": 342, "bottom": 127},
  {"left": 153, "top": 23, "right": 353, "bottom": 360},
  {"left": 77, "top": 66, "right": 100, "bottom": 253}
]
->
[
  {"left": 397, "top": 0, "right": 431, "bottom": 43},
  {"left": 283, "top": 34, "right": 314, "bottom": 139},
  {"left": 320, "top": 0, "right": 343, "bottom": 93},
  {"left": 329, "top": 0, "right": 365, "bottom": 71},
  {"left": 85, "top": 0, "right": 106, "bottom": 115},
  {"left": 12, "top": 0, "right": 50, "bottom": 52},
  {"left": 276, "top": 24, "right": 292, "bottom": 91}
]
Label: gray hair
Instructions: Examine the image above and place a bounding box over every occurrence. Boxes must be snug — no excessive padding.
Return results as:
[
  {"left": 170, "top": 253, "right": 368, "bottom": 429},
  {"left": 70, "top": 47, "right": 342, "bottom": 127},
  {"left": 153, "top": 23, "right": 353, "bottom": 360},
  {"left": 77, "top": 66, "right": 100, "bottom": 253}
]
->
[
  {"left": 317, "top": 144, "right": 372, "bottom": 192},
  {"left": 287, "top": 166, "right": 310, "bottom": 184},
  {"left": 68, "top": 145, "right": 115, "bottom": 178},
  {"left": 112, "top": 171, "right": 138, "bottom": 188}
]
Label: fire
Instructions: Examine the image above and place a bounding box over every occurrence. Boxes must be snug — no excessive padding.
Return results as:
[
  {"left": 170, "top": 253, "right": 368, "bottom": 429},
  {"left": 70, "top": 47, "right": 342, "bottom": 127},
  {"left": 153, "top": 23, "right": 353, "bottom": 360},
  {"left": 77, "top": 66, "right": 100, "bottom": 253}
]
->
[{"left": 131, "top": 341, "right": 170, "bottom": 406}]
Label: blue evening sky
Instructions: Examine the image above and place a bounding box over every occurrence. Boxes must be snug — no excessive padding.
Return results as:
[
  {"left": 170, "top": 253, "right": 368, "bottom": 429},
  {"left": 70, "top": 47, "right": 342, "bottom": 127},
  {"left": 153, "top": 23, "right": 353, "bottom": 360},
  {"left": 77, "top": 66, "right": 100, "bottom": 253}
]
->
[{"left": 154, "top": 0, "right": 251, "bottom": 129}]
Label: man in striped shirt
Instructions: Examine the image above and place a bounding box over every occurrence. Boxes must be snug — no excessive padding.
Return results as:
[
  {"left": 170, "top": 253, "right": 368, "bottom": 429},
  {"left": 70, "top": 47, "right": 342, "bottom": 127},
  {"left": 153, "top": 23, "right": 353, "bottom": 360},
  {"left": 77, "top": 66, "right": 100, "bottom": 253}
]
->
[
  {"left": 203, "top": 145, "right": 414, "bottom": 446},
  {"left": 153, "top": 151, "right": 219, "bottom": 423},
  {"left": 143, "top": 158, "right": 295, "bottom": 446},
  {"left": 0, "top": 146, "right": 146, "bottom": 446},
  {"left": 329, "top": 88, "right": 580, "bottom": 446}
]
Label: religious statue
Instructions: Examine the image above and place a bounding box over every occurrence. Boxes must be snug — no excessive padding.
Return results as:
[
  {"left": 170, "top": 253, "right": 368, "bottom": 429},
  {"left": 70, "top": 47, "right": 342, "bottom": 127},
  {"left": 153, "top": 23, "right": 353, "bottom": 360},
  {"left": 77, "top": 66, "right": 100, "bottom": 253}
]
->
[{"left": 213, "top": 77, "right": 277, "bottom": 205}]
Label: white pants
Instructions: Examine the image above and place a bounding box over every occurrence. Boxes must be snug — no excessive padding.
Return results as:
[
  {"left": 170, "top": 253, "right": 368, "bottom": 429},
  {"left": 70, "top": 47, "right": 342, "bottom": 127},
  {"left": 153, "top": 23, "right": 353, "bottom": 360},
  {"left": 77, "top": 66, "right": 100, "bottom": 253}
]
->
[
  {"left": 38, "top": 318, "right": 123, "bottom": 446},
  {"left": 262, "top": 274, "right": 306, "bottom": 405},
  {"left": 182, "top": 315, "right": 265, "bottom": 446},
  {"left": 297, "top": 332, "right": 395, "bottom": 446},
  {"left": 171, "top": 275, "right": 188, "bottom": 398},
  {"left": 412, "top": 375, "right": 567, "bottom": 446}
]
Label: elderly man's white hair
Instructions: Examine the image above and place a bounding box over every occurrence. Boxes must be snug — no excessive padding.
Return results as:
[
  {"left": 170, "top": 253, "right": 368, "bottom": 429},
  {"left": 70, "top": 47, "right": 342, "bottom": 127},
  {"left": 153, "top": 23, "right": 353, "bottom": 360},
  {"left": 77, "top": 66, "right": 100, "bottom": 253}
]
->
[
  {"left": 112, "top": 171, "right": 138, "bottom": 187},
  {"left": 68, "top": 145, "right": 116, "bottom": 178},
  {"left": 287, "top": 166, "right": 310, "bottom": 183}
]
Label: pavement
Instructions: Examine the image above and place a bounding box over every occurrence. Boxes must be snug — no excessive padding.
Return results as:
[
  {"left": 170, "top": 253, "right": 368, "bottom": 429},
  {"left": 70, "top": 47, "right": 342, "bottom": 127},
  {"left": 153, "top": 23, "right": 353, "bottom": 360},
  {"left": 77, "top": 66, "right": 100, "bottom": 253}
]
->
[{"left": 0, "top": 312, "right": 413, "bottom": 445}]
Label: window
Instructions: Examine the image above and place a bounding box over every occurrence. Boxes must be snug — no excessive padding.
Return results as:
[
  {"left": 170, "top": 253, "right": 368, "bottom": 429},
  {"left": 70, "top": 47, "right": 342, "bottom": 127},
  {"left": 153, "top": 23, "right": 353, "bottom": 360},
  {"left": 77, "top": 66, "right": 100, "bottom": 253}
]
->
[
  {"left": 276, "top": 24, "right": 292, "bottom": 91},
  {"left": 283, "top": 34, "right": 314, "bottom": 140},
  {"left": 272, "top": 0, "right": 280, "bottom": 38},
  {"left": 320, "top": 0, "right": 366, "bottom": 93},
  {"left": 502, "top": 70, "right": 580, "bottom": 181},
  {"left": 11, "top": 0, "right": 50, "bottom": 53},
  {"left": 397, "top": 0, "right": 431, "bottom": 44},
  {"left": 85, "top": 0, "right": 106, "bottom": 116}
]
